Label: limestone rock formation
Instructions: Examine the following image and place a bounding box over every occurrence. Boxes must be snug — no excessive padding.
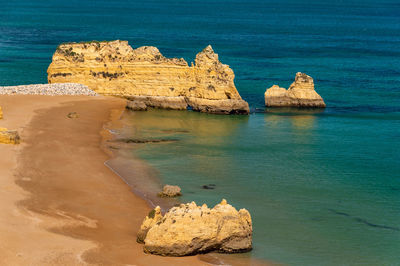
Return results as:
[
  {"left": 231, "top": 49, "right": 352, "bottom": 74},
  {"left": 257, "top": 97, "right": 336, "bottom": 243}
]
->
[
  {"left": 157, "top": 185, "right": 182, "bottom": 198},
  {"left": 0, "top": 128, "right": 20, "bottom": 144},
  {"left": 265, "top": 73, "right": 326, "bottom": 107},
  {"left": 47, "top": 40, "right": 249, "bottom": 114},
  {"left": 137, "top": 206, "right": 163, "bottom": 244},
  {"left": 140, "top": 199, "right": 252, "bottom": 256}
]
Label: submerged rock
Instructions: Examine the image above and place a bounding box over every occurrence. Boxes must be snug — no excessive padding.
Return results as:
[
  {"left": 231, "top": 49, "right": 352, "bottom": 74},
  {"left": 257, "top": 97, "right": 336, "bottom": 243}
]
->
[
  {"left": 158, "top": 185, "right": 182, "bottom": 197},
  {"left": 112, "top": 138, "right": 178, "bottom": 144},
  {"left": 47, "top": 40, "right": 249, "bottom": 114},
  {"left": 140, "top": 199, "right": 252, "bottom": 256},
  {"left": 0, "top": 128, "right": 20, "bottom": 144},
  {"left": 202, "top": 184, "right": 216, "bottom": 189},
  {"left": 265, "top": 72, "right": 326, "bottom": 107}
]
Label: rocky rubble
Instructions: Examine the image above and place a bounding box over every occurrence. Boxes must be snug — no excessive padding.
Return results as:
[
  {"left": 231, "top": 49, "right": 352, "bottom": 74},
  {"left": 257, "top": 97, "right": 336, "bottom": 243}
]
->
[
  {"left": 265, "top": 72, "right": 326, "bottom": 107},
  {"left": 0, "top": 83, "right": 97, "bottom": 96},
  {"left": 138, "top": 199, "right": 252, "bottom": 256}
]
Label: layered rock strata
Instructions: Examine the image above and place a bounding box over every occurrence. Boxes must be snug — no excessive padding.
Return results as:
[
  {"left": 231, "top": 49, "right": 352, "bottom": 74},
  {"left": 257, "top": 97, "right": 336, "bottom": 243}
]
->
[
  {"left": 265, "top": 72, "right": 326, "bottom": 107},
  {"left": 47, "top": 41, "right": 249, "bottom": 114},
  {"left": 138, "top": 199, "right": 252, "bottom": 256},
  {"left": 0, "top": 128, "right": 20, "bottom": 144}
]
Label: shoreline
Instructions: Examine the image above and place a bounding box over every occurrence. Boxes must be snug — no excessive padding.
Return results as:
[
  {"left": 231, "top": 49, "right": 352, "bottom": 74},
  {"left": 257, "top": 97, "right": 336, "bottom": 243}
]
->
[
  {"left": 0, "top": 95, "right": 208, "bottom": 265},
  {"left": 0, "top": 94, "right": 272, "bottom": 265},
  {"left": 102, "top": 108, "right": 274, "bottom": 266}
]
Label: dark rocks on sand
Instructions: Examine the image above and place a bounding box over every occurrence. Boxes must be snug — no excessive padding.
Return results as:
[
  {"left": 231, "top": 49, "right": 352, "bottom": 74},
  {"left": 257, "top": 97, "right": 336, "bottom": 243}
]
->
[{"left": 67, "top": 112, "right": 79, "bottom": 118}]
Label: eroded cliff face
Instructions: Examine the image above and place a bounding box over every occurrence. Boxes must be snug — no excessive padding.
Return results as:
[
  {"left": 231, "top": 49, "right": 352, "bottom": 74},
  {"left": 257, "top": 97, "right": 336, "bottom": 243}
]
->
[
  {"left": 264, "top": 72, "right": 326, "bottom": 108},
  {"left": 47, "top": 40, "right": 249, "bottom": 114}
]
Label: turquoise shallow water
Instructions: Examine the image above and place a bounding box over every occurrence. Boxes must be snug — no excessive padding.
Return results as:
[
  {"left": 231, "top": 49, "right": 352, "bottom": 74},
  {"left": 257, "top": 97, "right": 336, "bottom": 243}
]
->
[
  {"left": 118, "top": 108, "right": 400, "bottom": 265},
  {"left": 1, "top": 0, "right": 400, "bottom": 264}
]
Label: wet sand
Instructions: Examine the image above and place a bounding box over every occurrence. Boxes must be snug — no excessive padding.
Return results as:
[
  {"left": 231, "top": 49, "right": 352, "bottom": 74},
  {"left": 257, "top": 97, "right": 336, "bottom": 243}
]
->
[{"left": 0, "top": 95, "right": 207, "bottom": 265}]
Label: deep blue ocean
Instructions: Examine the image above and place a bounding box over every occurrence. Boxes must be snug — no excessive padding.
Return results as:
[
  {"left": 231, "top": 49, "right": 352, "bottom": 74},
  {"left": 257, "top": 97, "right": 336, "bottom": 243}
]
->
[{"left": 1, "top": 0, "right": 399, "bottom": 265}]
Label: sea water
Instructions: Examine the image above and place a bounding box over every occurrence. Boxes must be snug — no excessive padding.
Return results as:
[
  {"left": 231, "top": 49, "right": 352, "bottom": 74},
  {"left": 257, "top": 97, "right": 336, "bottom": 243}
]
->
[{"left": 1, "top": 0, "right": 399, "bottom": 265}]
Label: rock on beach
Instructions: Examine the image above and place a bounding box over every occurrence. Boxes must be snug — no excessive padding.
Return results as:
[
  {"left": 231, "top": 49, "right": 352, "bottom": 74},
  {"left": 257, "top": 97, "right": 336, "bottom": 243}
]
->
[{"left": 0, "top": 128, "right": 20, "bottom": 144}]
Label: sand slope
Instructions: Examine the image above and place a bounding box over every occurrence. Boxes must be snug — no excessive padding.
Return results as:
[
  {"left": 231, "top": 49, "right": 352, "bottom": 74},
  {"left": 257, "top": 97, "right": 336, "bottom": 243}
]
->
[{"left": 0, "top": 95, "right": 206, "bottom": 265}]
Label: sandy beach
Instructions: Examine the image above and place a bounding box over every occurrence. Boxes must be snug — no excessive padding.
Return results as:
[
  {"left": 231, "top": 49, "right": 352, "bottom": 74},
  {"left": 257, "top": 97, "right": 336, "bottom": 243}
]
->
[{"left": 0, "top": 95, "right": 209, "bottom": 265}]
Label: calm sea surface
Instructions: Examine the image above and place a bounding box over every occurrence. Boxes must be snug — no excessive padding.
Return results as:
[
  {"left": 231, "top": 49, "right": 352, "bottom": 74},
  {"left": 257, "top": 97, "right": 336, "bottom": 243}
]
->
[{"left": 1, "top": 0, "right": 399, "bottom": 265}]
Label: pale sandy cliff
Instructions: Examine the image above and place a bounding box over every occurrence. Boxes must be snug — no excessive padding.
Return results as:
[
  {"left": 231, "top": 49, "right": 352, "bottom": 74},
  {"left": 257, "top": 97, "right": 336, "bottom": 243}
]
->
[{"left": 47, "top": 40, "right": 249, "bottom": 114}]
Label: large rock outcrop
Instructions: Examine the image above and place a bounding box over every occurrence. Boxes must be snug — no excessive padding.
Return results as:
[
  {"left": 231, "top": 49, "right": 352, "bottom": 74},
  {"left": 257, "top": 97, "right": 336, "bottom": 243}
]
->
[
  {"left": 265, "top": 72, "right": 326, "bottom": 107},
  {"left": 47, "top": 41, "right": 249, "bottom": 114},
  {"left": 139, "top": 199, "right": 252, "bottom": 256}
]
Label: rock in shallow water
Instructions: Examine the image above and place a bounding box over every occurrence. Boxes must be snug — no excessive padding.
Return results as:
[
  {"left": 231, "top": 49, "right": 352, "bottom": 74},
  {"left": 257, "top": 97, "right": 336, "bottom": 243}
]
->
[
  {"left": 158, "top": 185, "right": 182, "bottom": 198},
  {"left": 139, "top": 199, "right": 252, "bottom": 256},
  {"left": 265, "top": 72, "right": 326, "bottom": 108}
]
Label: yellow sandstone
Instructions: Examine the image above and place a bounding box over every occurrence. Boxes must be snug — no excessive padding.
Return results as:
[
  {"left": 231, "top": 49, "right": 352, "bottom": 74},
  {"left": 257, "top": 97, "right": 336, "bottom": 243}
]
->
[
  {"left": 47, "top": 41, "right": 249, "bottom": 114},
  {"left": 139, "top": 199, "right": 252, "bottom": 256},
  {"left": 265, "top": 72, "right": 326, "bottom": 107}
]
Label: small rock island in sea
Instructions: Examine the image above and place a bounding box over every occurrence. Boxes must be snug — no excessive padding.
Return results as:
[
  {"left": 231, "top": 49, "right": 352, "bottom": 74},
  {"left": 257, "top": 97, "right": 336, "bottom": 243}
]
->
[
  {"left": 265, "top": 72, "right": 326, "bottom": 108},
  {"left": 47, "top": 40, "right": 250, "bottom": 114}
]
